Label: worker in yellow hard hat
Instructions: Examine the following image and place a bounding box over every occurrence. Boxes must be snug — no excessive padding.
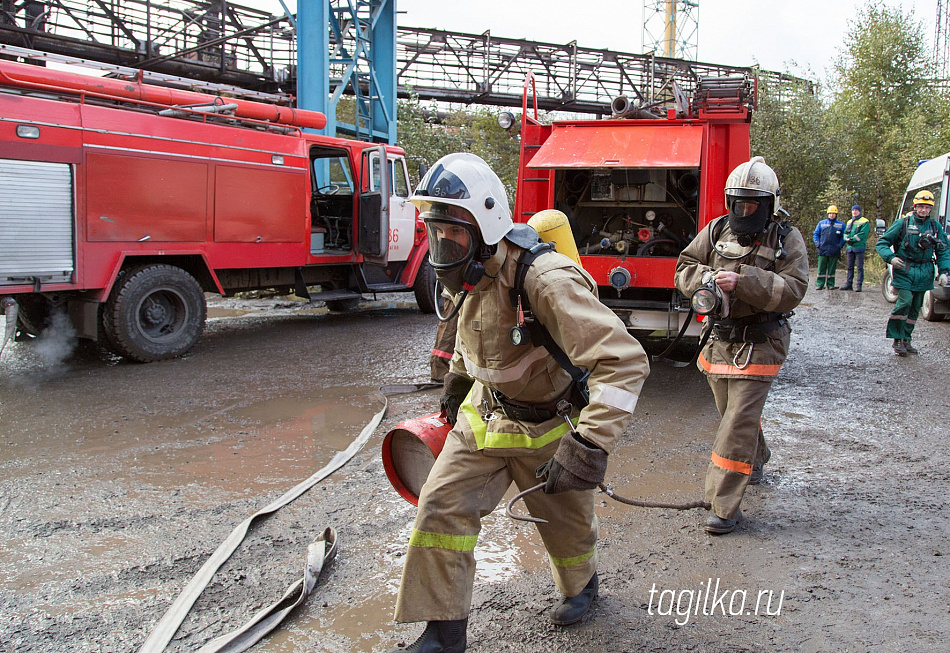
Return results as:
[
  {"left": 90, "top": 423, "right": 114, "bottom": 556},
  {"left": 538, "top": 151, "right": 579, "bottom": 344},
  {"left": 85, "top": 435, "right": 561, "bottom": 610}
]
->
[
  {"left": 876, "top": 189, "right": 950, "bottom": 356},
  {"left": 841, "top": 204, "right": 870, "bottom": 291},
  {"left": 812, "top": 205, "right": 845, "bottom": 289}
]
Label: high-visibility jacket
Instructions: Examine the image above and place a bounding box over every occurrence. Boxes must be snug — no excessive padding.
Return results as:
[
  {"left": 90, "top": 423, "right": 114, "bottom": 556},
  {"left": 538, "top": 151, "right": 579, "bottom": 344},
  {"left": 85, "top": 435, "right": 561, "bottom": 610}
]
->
[
  {"left": 844, "top": 216, "right": 870, "bottom": 252},
  {"left": 448, "top": 237, "right": 650, "bottom": 455},
  {"left": 674, "top": 217, "right": 809, "bottom": 381}
]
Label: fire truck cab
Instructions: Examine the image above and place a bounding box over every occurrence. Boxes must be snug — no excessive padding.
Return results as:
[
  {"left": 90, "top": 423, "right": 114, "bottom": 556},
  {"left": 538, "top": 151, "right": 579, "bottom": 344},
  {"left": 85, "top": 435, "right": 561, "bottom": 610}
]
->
[
  {"left": 0, "top": 59, "right": 435, "bottom": 362},
  {"left": 515, "top": 75, "right": 754, "bottom": 342}
]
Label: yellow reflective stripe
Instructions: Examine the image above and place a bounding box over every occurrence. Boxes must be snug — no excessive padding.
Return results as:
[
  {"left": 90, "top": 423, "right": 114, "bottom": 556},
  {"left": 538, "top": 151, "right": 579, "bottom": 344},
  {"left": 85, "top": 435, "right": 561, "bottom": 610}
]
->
[
  {"left": 460, "top": 399, "right": 570, "bottom": 450},
  {"left": 549, "top": 546, "right": 596, "bottom": 568},
  {"left": 409, "top": 529, "right": 478, "bottom": 552}
]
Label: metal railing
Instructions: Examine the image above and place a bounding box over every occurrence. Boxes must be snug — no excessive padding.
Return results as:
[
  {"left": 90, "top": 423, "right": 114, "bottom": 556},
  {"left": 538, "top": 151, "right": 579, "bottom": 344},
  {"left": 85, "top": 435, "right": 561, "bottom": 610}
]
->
[{"left": 0, "top": 0, "right": 813, "bottom": 113}]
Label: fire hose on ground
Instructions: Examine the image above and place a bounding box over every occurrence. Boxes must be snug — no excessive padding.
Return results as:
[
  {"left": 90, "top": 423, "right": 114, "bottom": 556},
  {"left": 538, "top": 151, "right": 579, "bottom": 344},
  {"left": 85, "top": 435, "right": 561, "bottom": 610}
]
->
[
  {"left": 139, "top": 383, "right": 437, "bottom": 653},
  {"left": 136, "top": 379, "right": 704, "bottom": 651}
]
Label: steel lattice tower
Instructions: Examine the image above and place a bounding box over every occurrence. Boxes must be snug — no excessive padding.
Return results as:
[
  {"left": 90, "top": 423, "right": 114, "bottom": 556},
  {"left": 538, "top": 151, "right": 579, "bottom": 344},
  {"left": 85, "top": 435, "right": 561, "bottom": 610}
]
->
[
  {"left": 642, "top": 0, "right": 699, "bottom": 61},
  {"left": 936, "top": 0, "right": 950, "bottom": 80}
]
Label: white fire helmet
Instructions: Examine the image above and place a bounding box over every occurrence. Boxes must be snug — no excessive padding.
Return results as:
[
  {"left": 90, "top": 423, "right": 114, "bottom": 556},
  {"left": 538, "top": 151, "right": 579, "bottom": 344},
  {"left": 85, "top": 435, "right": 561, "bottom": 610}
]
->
[
  {"left": 724, "top": 156, "right": 781, "bottom": 216},
  {"left": 410, "top": 152, "right": 513, "bottom": 245}
]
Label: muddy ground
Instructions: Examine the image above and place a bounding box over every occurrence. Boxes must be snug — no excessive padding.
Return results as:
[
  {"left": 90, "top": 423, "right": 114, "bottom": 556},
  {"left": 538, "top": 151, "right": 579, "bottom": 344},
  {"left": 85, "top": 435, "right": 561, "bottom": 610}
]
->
[{"left": 1, "top": 279, "right": 948, "bottom": 653}]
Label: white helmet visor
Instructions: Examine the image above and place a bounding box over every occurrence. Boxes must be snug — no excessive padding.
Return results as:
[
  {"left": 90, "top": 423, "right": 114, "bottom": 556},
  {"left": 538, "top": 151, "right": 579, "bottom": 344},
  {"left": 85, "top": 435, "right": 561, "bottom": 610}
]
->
[{"left": 416, "top": 162, "right": 472, "bottom": 201}]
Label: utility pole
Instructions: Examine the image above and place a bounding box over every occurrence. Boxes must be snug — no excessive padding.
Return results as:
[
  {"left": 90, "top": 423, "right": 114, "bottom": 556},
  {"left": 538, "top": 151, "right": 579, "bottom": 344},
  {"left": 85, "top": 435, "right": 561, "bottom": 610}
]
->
[
  {"left": 642, "top": 0, "right": 699, "bottom": 61},
  {"left": 936, "top": 0, "right": 950, "bottom": 81}
]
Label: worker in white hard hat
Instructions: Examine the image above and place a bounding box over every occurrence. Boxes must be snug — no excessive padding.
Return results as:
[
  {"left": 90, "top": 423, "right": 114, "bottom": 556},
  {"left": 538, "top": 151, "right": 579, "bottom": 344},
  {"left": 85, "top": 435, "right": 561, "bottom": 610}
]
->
[
  {"left": 674, "top": 156, "right": 809, "bottom": 534},
  {"left": 387, "top": 153, "right": 650, "bottom": 652}
]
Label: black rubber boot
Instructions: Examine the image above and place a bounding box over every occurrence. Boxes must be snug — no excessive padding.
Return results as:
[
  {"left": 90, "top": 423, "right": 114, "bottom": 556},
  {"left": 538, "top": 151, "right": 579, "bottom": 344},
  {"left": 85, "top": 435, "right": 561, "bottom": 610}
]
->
[
  {"left": 749, "top": 448, "right": 771, "bottom": 485},
  {"left": 893, "top": 339, "right": 908, "bottom": 357},
  {"left": 704, "top": 509, "right": 742, "bottom": 535},
  {"left": 551, "top": 573, "right": 599, "bottom": 625},
  {"left": 904, "top": 340, "right": 919, "bottom": 354},
  {"left": 388, "top": 619, "right": 467, "bottom": 653}
]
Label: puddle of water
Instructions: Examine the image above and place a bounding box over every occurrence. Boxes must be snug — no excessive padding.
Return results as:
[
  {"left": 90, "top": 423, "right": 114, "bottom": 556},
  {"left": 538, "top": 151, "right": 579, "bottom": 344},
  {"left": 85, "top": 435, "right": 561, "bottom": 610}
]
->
[
  {"left": 475, "top": 503, "right": 547, "bottom": 583},
  {"left": 0, "top": 387, "right": 384, "bottom": 595},
  {"left": 206, "top": 307, "right": 252, "bottom": 319},
  {"left": 127, "top": 387, "right": 383, "bottom": 496}
]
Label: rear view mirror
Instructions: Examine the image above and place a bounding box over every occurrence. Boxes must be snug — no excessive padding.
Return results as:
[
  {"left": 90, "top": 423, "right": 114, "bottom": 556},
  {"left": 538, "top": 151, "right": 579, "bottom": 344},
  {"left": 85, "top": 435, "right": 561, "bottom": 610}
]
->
[{"left": 875, "top": 218, "right": 886, "bottom": 236}]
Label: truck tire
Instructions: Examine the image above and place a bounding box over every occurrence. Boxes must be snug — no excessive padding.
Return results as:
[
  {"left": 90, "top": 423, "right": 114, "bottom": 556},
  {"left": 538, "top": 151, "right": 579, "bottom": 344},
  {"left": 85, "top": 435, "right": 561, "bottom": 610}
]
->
[
  {"left": 920, "top": 290, "right": 947, "bottom": 322},
  {"left": 14, "top": 295, "right": 53, "bottom": 340},
  {"left": 104, "top": 265, "right": 206, "bottom": 362},
  {"left": 413, "top": 259, "right": 438, "bottom": 314},
  {"left": 881, "top": 267, "right": 898, "bottom": 304}
]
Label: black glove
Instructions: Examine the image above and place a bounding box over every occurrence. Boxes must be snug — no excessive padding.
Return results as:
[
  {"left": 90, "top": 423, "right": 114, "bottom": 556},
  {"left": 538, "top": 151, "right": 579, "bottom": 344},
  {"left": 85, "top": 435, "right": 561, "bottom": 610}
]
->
[
  {"left": 536, "top": 432, "right": 608, "bottom": 494},
  {"left": 440, "top": 372, "right": 473, "bottom": 426}
]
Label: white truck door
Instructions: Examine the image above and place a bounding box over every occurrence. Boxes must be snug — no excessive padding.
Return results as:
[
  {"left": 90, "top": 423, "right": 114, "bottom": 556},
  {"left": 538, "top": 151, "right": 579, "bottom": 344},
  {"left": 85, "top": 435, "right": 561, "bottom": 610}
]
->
[
  {"left": 388, "top": 156, "right": 415, "bottom": 262},
  {"left": 358, "top": 145, "right": 390, "bottom": 265}
]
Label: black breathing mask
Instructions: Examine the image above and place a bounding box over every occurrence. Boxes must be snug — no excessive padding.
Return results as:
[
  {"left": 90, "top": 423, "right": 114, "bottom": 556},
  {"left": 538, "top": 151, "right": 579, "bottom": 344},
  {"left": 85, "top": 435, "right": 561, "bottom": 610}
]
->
[
  {"left": 727, "top": 194, "right": 773, "bottom": 247},
  {"left": 423, "top": 213, "right": 490, "bottom": 321}
]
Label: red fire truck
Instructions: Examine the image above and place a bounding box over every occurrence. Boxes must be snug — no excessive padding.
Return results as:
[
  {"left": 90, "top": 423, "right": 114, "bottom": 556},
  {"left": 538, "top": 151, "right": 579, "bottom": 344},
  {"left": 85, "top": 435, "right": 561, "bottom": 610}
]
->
[
  {"left": 514, "top": 74, "right": 754, "bottom": 342},
  {"left": 0, "top": 59, "right": 435, "bottom": 362}
]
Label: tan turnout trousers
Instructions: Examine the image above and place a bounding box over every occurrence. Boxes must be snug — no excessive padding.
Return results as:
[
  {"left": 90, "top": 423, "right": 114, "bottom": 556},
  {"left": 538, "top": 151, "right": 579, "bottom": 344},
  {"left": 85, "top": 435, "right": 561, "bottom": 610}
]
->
[
  {"left": 706, "top": 376, "right": 771, "bottom": 520},
  {"left": 393, "top": 428, "right": 598, "bottom": 622}
]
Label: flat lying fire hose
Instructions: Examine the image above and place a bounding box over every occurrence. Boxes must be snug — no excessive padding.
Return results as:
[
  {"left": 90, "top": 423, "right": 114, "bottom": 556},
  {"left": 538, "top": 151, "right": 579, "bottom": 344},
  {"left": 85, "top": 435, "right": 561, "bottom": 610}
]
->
[
  {"left": 139, "top": 384, "right": 435, "bottom": 653},
  {"left": 194, "top": 527, "right": 338, "bottom": 653}
]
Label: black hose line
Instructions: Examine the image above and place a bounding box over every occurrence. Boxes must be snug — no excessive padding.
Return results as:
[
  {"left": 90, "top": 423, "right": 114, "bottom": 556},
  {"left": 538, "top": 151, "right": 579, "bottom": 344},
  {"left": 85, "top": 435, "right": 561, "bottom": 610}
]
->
[{"left": 598, "top": 483, "right": 710, "bottom": 510}]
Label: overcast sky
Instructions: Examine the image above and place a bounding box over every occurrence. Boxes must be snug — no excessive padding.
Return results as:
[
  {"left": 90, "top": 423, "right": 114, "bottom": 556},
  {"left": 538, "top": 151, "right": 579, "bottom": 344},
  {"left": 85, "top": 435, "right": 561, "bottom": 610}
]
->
[{"left": 261, "top": 0, "right": 935, "bottom": 80}]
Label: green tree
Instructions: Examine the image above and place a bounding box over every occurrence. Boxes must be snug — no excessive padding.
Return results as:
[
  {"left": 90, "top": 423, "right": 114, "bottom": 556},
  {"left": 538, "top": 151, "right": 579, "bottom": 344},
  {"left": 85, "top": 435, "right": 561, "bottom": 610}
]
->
[
  {"left": 396, "top": 94, "right": 523, "bottom": 205},
  {"left": 395, "top": 91, "right": 467, "bottom": 186},
  {"left": 752, "top": 72, "right": 833, "bottom": 240},
  {"left": 830, "top": 1, "right": 931, "bottom": 224}
]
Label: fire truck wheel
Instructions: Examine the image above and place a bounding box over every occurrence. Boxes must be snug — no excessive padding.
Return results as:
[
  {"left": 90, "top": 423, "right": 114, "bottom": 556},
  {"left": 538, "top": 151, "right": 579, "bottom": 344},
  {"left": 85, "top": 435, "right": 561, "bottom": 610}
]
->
[
  {"left": 104, "top": 265, "right": 207, "bottom": 362},
  {"left": 413, "top": 259, "right": 438, "bottom": 314},
  {"left": 13, "top": 295, "right": 53, "bottom": 340}
]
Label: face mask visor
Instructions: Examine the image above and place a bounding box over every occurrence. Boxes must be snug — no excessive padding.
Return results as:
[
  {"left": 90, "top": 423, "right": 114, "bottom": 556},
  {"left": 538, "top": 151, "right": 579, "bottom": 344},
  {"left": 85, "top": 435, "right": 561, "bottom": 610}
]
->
[
  {"left": 726, "top": 190, "right": 773, "bottom": 236},
  {"left": 423, "top": 212, "right": 480, "bottom": 269}
]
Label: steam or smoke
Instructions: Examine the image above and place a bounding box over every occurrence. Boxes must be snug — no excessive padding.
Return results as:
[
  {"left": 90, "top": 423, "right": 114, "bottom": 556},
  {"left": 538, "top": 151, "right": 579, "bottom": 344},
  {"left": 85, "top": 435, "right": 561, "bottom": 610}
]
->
[{"left": 33, "top": 310, "right": 77, "bottom": 368}]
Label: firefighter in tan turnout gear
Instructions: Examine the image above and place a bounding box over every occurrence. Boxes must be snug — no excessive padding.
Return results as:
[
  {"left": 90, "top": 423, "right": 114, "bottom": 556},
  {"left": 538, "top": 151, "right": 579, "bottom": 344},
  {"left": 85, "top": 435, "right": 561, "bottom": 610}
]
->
[
  {"left": 675, "top": 156, "right": 808, "bottom": 535},
  {"left": 388, "top": 153, "right": 650, "bottom": 653}
]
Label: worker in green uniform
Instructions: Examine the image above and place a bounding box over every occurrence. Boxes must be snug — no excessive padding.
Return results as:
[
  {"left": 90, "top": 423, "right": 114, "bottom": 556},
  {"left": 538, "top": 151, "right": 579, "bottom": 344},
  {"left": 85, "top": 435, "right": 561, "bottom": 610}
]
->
[
  {"left": 841, "top": 204, "right": 870, "bottom": 291},
  {"left": 875, "top": 190, "right": 950, "bottom": 356}
]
